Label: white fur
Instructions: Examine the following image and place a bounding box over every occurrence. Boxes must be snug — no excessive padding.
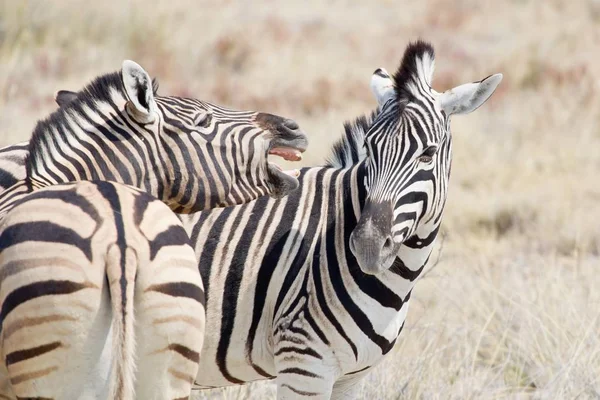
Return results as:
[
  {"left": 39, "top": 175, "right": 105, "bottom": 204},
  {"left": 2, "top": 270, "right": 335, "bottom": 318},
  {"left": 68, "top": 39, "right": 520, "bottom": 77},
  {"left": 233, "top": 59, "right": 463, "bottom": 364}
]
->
[
  {"left": 440, "top": 73, "right": 503, "bottom": 115},
  {"left": 121, "top": 60, "right": 157, "bottom": 122},
  {"left": 370, "top": 68, "right": 395, "bottom": 106}
]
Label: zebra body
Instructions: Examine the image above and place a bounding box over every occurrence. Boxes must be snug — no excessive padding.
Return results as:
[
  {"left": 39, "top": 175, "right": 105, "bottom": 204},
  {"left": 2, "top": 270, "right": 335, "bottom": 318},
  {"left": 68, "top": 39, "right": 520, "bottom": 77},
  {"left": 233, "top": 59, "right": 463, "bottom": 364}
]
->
[
  {"left": 0, "top": 180, "right": 204, "bottom": 400},
  {"left": 182, "top": 42, "right": 502, "bottom": 398},
  {"left": 188, "top": 163, "right": 399, "bottom": 395},
  {"left": 0, "top": 60, "right": 307, "bottom": 399}
]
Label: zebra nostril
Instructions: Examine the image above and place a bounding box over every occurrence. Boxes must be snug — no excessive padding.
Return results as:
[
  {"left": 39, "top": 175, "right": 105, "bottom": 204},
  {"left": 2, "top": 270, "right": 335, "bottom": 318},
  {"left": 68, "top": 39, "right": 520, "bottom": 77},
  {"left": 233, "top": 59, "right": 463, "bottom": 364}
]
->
[
  {"left": 383, "top": 237, "right": 393, "bottom": 250},
  {"left": 283, "top": 120, "right": 299, "bottom": 130}
]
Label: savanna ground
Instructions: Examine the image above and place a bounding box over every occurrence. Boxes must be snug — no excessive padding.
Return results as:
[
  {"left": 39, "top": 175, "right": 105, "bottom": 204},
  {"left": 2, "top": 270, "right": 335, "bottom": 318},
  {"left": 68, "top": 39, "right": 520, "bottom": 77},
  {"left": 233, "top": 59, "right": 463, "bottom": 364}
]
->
[{"left": 1, "top": 1, "right": 599, "bottom": 398}]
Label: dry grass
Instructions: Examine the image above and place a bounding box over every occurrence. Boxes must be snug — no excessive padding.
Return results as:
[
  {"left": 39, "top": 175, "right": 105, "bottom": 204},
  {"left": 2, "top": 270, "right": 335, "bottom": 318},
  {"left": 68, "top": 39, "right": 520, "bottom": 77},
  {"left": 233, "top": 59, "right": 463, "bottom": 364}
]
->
[{"left": 1, "top": 0, "right": 599, "bottom": 398}]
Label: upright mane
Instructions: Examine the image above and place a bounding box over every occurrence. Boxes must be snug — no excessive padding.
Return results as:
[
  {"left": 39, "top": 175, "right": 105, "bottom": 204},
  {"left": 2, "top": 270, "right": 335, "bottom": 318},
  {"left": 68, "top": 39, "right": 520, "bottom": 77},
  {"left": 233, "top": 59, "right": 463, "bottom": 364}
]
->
[
  {"left": 392, "top": 40, "right": 435, "bottom": 101},
  {"left": 325, "top": 109, "right": 379, "bottom": 168},
  {"left": 25, "top": 70, "right": 159, "bottom": 177},
  {"left": 27, "top": 71, "right": 125, "bottom": 157}
]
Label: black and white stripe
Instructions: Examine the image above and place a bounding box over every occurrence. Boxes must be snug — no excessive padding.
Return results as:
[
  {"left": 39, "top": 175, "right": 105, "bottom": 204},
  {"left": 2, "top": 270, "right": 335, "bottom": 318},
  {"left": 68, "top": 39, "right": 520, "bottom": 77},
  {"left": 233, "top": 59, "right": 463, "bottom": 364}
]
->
[
  {"left": 0, "top": 141, "right": 27, "bottom": 193},
  {"left": 0, "top": 45, "right": 501, "bottom": 398},
  {"left": 0, "top": 60, "right": 308, "bottom": 400},
  {"left": 0, "top": 180, "right": 205, "bottom": 400},
  {"left": 178, "top": 42, "right": 501, "bottom": 398},
  {"left": 0, "top": 59, "right": 307, "bottom": 218}
]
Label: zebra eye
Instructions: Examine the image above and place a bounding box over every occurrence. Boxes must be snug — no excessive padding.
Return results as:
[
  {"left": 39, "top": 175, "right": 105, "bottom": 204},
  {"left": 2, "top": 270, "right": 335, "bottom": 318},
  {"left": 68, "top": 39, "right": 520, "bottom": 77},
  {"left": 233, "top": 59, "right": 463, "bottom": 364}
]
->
[
  {"left": 194, "top": 111, "right": 212, "bottom": 128},
  {"left": 418, "top": 145, "right": 438, "bottom": 164}
]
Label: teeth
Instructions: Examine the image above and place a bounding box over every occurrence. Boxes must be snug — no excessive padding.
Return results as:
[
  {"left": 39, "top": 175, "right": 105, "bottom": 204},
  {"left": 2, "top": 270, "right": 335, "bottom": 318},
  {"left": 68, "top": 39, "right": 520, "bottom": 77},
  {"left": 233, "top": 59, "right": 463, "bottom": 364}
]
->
[{"left": 283, "top": 169, "right": 300, "bottom": 177}]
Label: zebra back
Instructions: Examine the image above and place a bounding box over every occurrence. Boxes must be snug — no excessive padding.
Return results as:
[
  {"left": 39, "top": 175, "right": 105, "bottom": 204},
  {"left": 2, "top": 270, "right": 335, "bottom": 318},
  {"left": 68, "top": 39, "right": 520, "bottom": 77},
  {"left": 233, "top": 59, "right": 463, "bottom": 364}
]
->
[{"left": 0, "top": 180, "right": 205, "bottom": 399}]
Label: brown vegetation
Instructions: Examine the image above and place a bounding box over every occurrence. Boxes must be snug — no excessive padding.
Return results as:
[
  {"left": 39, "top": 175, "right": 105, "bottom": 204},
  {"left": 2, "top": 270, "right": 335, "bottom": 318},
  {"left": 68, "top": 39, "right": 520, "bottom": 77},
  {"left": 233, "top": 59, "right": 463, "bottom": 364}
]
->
[{"left": 1, "top": 0, "right": 598, "bottom": 398}]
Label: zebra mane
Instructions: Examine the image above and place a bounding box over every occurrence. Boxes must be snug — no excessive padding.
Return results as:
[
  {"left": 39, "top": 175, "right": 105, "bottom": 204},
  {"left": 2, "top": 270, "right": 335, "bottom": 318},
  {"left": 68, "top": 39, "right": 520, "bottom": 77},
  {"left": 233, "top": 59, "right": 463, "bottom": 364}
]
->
[
  {"left": 392, "top": 40, "right": 435, "bottom": 101},
  {"left": 26, "top": 70, "right": 160, "bottom": 173},
  {"left": 325, "top": 109, "right": 379, "bottom": 168}
]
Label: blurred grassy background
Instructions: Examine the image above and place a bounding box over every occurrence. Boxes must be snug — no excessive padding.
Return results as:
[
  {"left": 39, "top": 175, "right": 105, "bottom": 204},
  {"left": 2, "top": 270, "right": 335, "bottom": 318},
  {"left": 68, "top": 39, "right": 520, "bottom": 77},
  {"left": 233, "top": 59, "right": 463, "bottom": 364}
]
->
[{"left": 1, "top": 0, "right": 599, "bottom": 398}]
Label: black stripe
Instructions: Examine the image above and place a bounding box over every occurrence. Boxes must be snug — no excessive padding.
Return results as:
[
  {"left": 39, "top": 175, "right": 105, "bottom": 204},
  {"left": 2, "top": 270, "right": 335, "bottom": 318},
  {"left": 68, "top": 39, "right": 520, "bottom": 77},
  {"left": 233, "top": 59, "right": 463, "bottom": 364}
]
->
[
  {"left": 197, "top": 206, "right": 236, "bottom": 302},
  {"left": 0, "top": 143, "right": 27, "bottom": 155},
  {"left": 0, "top": 222, "right": 92, "bottom": 261},
  {"left": 312, "top": 236, "right": 357, "bottom": 358},
  {"left": 274, "top": 346, "right": 322, "bottom": 360},
  {"left": 303, "top": 308, "right": 330, "bottom": 347},
  {"left": 279, "top": 367, "right": 321, "bottom": 379},
  {"left": 5, "top": 341, "right": 62, "bottom": 366},
  {"left": 0, "top": 281, "right": 92, "bottom": 332},
  {"left": 273, "top": 169, "right": 327, "bottom": 318},
  {"left": 246, "top": 189, "right": 301, "bottom": 370},
  {"left": 280, "top": 384, "right": 318, "bottom": 396},
  {"left": 148, "top": 224, "right": 191, "bottom": 261},
  {"left": 215, "top": 206, "right": 255, "bottom": 384},
  {"left": 403, "top": 225, "right": 440, "bottom": 249},
  {"left": 0, "top": 169, "right": 18, "bottom": 189},
  {"left": 10, "top": 185, "right": 103, "bottom": 228},
  {"left": 146, "top": 282, "right": 205, "bottom": 305},
  {"left": 346, "top": 365, "right": 371, "bottom": 375},
  {"left": 389, "top": 258, "right": 425, "bottom": 281},
  {"left": 167, "top": 343, "right": 199, "bottom": 363},
  {"left": 287, "top": 325, "right": 312, "bottom": 339},
  {"left": 373, "top": 68, "right": 389, "bottom": 78}
]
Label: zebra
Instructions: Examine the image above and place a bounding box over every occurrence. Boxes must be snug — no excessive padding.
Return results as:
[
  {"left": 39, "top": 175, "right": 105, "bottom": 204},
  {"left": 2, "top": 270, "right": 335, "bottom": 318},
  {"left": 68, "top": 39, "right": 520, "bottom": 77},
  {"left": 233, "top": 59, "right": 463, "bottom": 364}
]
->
[
  {"left": 0, "top": 44, "right": 502, "bottom": 398},
  {"left": 0, "top": 180, "right": 204, "bottom": 400},
  {"left": 176, "top": 41, "right": 501, "bottom": 398},
  {"left": 0, "top": 59, "right": 308, "bottom": 218},
  {"left": 0, "top": 60, "right": 308, "bottom": 399}
]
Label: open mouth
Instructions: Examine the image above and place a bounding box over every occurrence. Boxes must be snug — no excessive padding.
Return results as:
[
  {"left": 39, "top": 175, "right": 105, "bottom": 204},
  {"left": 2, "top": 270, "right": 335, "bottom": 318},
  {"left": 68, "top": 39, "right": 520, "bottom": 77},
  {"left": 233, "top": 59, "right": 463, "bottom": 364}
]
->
[
  {"left": 266, "top": 145, "right": 306, "bottom": 197},
  {"left": 268, "top": 146, "right": 303, "bottom": 177},
  {"left": 253, "top": 112, "right": 309, "bottom": 198}
]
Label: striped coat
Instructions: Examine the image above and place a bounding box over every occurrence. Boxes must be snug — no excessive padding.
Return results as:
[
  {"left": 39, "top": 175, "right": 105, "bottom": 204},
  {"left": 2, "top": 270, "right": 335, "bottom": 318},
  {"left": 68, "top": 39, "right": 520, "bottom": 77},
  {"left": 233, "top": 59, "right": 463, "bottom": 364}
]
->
[{"left": 0, "top": 60, "right": 307, "bottom": 400}]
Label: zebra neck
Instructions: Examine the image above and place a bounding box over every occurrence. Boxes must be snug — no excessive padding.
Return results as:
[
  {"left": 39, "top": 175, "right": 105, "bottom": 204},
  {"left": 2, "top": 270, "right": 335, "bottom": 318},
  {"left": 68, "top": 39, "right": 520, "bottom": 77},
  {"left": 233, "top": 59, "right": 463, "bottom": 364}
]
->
[{"left": 25, "top": 118, "right": 157, "bottom": 193}]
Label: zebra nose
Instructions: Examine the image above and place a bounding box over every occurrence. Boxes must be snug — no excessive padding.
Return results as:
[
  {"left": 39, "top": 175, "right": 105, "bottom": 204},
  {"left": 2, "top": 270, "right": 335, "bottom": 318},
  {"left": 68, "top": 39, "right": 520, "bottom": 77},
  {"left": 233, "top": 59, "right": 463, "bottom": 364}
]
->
[
  {"left": 350, "top": 201, "right": 396, "bottom": 274},
  {"left": 278, "top": 119, "right": 308, "bottom": 150},
  {"left": 255, "top": 112, "right": 308, "bottom": 152},
  {"left": 383, "top": 236, "right": 394, "bottom": 251},
  {"left": 283, "top": 119, "right": 299, "bottom": 130},
  {"left": 350, "top": 227, "right": 389, "bottom": 275}
]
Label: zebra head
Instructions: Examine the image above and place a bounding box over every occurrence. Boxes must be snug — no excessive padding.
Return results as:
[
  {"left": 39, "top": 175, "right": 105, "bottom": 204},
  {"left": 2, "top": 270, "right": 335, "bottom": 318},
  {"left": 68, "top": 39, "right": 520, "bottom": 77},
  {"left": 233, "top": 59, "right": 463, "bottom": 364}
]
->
[
  {"left": 32, "top": 60, "right": 308, "bottom": 213},
  {"left": 349, "top": 41, "right": 502, "bottom": 274}
]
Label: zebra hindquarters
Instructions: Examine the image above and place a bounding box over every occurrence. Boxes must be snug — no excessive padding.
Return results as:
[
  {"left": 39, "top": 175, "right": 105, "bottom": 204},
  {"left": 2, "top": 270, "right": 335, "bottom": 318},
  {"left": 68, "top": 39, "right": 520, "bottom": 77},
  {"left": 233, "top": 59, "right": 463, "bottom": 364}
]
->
[
  {"left": 132, "top": 196, "right": 206, "bottom": 400},
  {"left": 0, "top": 182, "right": 116, "bottom": 400}
]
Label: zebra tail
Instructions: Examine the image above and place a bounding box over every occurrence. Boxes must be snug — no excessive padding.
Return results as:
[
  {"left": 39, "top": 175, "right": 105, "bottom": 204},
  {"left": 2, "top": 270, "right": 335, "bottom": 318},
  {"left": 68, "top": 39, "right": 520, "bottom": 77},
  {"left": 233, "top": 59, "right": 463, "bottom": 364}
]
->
[{"left": 106, "top": 244, "right": 138, "bottom": 400}]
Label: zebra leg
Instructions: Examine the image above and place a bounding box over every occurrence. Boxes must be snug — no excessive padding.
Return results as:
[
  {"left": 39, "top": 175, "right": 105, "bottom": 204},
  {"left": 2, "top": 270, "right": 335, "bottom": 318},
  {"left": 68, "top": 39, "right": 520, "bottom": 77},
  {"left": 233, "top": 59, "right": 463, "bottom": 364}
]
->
[
  {"left": 273, "top": 341, "right": 337, "bottom": 399},
  {"left": 0, "top": 187, "right": 114, "bottom": 399},
  {"left": 133, "top": 201, "right": 205, "bottom": 400},
  {"left": 275, "top": 370, "right": 335, "bottom": 400}
]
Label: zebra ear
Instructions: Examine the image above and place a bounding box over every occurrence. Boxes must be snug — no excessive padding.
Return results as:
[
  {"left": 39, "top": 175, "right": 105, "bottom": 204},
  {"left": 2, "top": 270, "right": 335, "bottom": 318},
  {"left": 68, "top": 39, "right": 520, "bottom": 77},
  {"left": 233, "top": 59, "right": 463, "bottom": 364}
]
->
[
  {"left": 440, "top": 73, "right": 503, "bottom": 116},
  {"left": 370, "top": 68, "right": 395, "bottom": 106},
  {"left": 54, "top": 90, "right": 77, "bottom": 107},
  {"left": 121, "top": 60, "right": 157, "bottom": 121}
]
